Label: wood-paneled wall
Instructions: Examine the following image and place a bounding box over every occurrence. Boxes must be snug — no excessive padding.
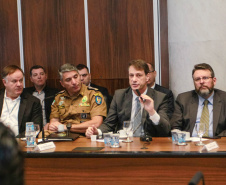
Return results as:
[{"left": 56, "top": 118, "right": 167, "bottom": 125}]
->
[
  {"left": 0, "top": 0, "right": 20, "bottom": 88},
  {"left": 21, "top": 0, "right": 86, "bottom": 90},
  {"left": 0, "top": 0, "right": 169, "bottom": 95}
]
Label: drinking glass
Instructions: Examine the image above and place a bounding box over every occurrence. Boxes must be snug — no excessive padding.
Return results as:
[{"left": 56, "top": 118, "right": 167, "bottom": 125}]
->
[
  {"left": 195, "top": 123, "right": 206, "bottom": 146},
  {"left": 122, "top": 121, "right": 133, "bottom": 143}
]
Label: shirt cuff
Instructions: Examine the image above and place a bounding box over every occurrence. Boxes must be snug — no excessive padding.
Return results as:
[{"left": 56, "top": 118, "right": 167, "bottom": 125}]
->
[
  {"left": 149, "top": 111, "right": 160, "bottom": 125},
  {"left": 97, "top": 129, "right": 102, "bottom": 136}
]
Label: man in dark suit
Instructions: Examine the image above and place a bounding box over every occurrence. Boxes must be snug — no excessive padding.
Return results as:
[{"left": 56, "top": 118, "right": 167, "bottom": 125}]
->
[
  {"left": 0, "top": 65, "right": 42, "bottom": 136},
  {"left": 86, "top": 59, "right": 170, "bottom": 137},
  {"left": 23, "top": 65, "right": 58, "bottom": 128},
  {"left": 76, "top": 64, "right": 112, "bottom": 112},
  {"left": 171, "top": 63, "right": 226, "bottom": 137},
  {"left": 147, "top": 63, "right": 174, "bottom": 119}
]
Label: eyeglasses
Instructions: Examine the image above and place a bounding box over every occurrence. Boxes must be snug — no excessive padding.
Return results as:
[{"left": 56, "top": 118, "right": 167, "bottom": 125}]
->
[
  {"left": 193, "top": 76, "right": 213, "bottom": 82},
  {"left": 149, "top": 70, "right": 155, "bottom": 73}
]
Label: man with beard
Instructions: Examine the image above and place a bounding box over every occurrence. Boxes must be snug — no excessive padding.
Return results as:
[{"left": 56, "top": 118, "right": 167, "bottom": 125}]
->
[
  {"left": 86, "top": 59, "right": 170, "bottom": 138},
  {"left": 49, "top": 63, "right": 107, "bottom": 133},
  {"left": 171, "top": 63, "right": 226, "bottom": 137},
  {"left": 0, "top": 65, "right": 42, "bottom": 136}
]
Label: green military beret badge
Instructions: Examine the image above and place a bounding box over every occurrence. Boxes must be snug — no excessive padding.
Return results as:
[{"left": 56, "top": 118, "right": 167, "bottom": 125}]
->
[{"left": 82, "top": 96, "right": 88, "bottom": 103}]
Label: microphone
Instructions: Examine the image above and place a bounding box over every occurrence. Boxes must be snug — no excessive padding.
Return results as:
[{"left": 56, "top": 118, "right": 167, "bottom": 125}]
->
[
  {"left": 188, "top": 171, "right": 205, "bottom": 185},
  {"left": 45, "top": 95, "right": 55, "bottom": 100},
  {"left": 42, "top": 127, "right": 45, "bottom": 142},
  {"left": 135, "top": 89, "right": 146, "bottom": 102},
  {"left": 66, "top": 123, "right": 72, "bottom": 136}
]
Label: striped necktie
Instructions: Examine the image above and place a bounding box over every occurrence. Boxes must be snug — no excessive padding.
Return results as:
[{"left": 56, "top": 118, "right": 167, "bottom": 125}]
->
[
  {"left": 200, "top": 100, "right": 209, "bottom": 137},
  {"left": 133, "top": 97, "right": 142, "bottom": 137}
]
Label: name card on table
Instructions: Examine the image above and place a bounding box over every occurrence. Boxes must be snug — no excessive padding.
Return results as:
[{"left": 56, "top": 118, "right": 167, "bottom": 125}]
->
[
  {"left": 35, "top": 142, "right": 56, "bottom": 151},
  {"left": 201, "top": 141, "right": 219, "bottom": 152}
]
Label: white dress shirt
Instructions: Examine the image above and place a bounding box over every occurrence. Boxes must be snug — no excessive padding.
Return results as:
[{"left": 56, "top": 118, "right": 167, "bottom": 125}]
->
[{"left": 1, "top": 91, "right": 21, "bottom": 135}]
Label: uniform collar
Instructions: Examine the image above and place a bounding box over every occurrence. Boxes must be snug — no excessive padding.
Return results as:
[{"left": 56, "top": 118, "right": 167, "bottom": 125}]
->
[{"left": 64, "top": 83, "right": 86, "bottom": 98}]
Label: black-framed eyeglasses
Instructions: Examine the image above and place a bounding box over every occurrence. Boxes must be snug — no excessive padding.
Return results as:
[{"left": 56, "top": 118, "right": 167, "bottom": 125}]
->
[{"left": 193, "top": 76, "right": 213, "bottom": 82}]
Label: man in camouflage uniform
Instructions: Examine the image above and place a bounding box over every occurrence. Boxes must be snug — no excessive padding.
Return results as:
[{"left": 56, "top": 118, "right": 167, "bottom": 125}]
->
[{"left": 49, "top": 63, "right": 107, "bottom": 133}]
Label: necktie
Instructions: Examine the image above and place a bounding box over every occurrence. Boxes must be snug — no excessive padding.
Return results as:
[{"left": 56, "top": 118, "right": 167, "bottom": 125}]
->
[
  {"left": 200, "top": 100, "right": 209, "bottom": 137},
  {"left": 133, "top": 97, "right": 142, "bottom": 137}
]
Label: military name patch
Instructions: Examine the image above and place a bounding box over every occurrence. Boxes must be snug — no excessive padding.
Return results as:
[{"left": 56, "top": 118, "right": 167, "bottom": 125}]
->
[
  {"left": 79, "top": 102, "right": 90, "bottom": 107},
  {"left": 95, "top": 96, "right": 102, "bottom": 105}
]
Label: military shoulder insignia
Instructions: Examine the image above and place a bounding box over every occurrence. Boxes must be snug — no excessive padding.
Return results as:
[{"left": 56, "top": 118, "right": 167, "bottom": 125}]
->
[
  {"left": 95, "top": 96, "right": 102, "bottom": 105},
  {"left": 88, "top": 86, "right": 99, "bottom": 91},
  {"left": 55, "top": 90, "right": 65, "bottom": 96},
  {"left": 94, "top": 93, "right": 102, "bottom": 97}
]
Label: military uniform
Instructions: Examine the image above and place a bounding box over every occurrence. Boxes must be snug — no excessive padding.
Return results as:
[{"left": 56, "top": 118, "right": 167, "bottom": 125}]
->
[{"left": 50, "top": 84, "right": 107, "bottom": 125}]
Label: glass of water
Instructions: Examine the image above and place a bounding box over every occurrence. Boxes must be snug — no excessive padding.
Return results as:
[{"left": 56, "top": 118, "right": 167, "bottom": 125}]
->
[{"left": 195, "top": 123, "right": 206, "bottom": 146}]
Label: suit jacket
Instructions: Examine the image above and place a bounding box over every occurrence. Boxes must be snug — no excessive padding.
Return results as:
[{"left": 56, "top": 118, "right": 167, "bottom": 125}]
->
[
  {"left": 154, "top": 84, "right": 175, "bottom": 119},
  {"left": 90, "top": 83, "right": 112, "bottom": 113},
  {"left": 23, "top": 86, "right": 59, "bottom": 123},
  {"left": 99, "top": 87, "right": 170, "bottom": 137},
  {"left": 0, "top": 89, "right": 43, "bottom": 135},
  {"left": 170, "top": 89, "right": 226, "bottom": 136}
]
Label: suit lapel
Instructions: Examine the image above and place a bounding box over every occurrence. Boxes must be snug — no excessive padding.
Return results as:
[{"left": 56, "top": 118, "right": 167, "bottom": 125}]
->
[
  {"left": 213, "top": 92, "right": 221, "bottom": 135},
  {"left": 189, "top": 93, "right": 199, "bottom": 134},
  {"left": 0, "top": 91, "right": 5, "bottom": 116},
  {"left": 143, "top": 88, "right": 155, "bottom": 123},
  {"left": 18, "top": 93, "right": 27, "bottom": 129},
  {"left": 124, "top": 89, "right": 132, "bottom": 120}
]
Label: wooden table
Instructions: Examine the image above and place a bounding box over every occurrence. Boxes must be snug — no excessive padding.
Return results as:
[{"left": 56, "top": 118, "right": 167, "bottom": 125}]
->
[{"left": 21, "top": 137, "right": 226, "bottom": 185}]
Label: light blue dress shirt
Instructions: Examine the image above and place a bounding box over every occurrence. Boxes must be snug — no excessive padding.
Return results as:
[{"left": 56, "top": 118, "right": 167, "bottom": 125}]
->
[{"left": 192, "top": 92, "right": 214, "bottom": 137}]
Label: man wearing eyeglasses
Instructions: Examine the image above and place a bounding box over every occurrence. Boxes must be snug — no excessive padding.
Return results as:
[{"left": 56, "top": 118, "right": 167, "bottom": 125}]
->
[
  {"left": 171, "top": 63, "right": 226, "bottom": 137},
  {"left": 146, "top": 63, "right": 174, "bottom": 119}
]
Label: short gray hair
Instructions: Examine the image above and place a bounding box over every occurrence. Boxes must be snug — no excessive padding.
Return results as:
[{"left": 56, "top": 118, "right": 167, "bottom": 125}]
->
[{"left": 59, "top": 63, "right": 78, "bottom": 80}]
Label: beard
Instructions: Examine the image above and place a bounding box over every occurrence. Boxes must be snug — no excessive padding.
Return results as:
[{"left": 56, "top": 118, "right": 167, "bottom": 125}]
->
[{"left": 196, "top": 85, "right": 214, "bottom": 98}]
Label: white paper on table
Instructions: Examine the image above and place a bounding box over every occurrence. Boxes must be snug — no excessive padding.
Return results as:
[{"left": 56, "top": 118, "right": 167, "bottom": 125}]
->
[{"left": 190, "top": 137, "right": 209, "bottom": 142}]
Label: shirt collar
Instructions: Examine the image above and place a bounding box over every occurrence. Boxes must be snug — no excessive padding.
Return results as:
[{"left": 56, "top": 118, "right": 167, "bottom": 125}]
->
[
  {"left": 132, "top": 87, "right": 148, "bottom": 101},
  {"left": 64, "top": 83, "right": 86, "bottom": 98},
  {"left": 4, "top": 90, "right": 21, "bottom": 101},
  {"left": 151, "top": 82, "right": 156, "bottom": 89},
  {"left": 198, "top": 91, "right": 214, "bottom": 105}
]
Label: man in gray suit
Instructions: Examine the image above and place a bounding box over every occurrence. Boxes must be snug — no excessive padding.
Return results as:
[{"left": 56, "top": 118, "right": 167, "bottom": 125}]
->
[
  {"left": 171, "top": 63, "right": 226, "bottom": 137},
  {"left": 0, "top": 65, "right": 42, "bottom": 136},
  {"left": 86, "top": 59, "right": 170, "bottom": 137}
]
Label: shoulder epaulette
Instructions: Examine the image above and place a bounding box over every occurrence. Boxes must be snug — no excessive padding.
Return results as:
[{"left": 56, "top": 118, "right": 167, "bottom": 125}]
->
[
  {"left": 88, "top": 86, "right": 99, "bottom": 91},
  {"left": 55, "top": 90, "right": 65, "bottom": 96}
]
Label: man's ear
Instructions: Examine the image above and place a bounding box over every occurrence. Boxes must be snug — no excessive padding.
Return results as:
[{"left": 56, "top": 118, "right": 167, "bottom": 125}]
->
[
  {"left": 2, "top": 79, "right": 6, "bottom": 86},
  {"left": 146, "top": 73, "right": 150, "bottom": 82},
  {"left": 30, "top": 76, "right": 34, "bottom": 83},
  {"left": 60, "top": 80, "right": 65, "bottom": 88}
]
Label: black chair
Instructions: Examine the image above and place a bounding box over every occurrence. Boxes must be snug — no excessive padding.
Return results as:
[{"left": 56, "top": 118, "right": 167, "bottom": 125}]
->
[{"left": 188, "top": 171, "right": 205, "bottom": 185}]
